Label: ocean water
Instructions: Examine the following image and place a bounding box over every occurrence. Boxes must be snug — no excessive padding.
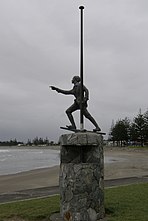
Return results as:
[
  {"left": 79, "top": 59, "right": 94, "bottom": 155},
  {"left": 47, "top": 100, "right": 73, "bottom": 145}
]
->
[
  {"left": 0, "top": 148, "right": 124, "bottom": 176},
  {"left": 0, "top": 148, "right": 60, "bottom": 175}
]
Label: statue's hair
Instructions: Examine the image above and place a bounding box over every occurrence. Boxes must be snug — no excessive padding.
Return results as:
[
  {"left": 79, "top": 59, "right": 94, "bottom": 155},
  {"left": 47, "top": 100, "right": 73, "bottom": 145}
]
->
[{"left": 73, "top": 76, "right": 81, "bottom": 82}]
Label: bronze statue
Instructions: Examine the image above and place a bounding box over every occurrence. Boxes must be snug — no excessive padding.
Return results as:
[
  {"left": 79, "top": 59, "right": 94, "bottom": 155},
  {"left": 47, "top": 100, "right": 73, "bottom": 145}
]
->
[{"left": 50, "top": 76, "right": 101, "bottom": 132}]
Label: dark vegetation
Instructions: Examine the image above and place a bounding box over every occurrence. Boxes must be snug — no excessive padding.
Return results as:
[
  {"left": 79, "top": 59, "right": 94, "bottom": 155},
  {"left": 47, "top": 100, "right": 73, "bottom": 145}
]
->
[
  {"left": 0, "top": 137, "right": 56, "bottom": 146},
  {"left": 109, "top": 109, "right": 148, "bottom": 147}
]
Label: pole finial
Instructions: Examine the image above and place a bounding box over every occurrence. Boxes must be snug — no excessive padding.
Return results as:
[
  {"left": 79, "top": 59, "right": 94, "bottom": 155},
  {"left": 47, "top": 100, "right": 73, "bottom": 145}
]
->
[{"left": 79, "top": 6, "right": 84, "bottom": 10}]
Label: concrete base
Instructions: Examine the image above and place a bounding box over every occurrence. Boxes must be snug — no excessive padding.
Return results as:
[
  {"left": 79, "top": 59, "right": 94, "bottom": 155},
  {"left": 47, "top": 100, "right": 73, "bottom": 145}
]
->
[
  {"left": 59, "top": 132, "right": 105, "bottom": 221},
  {"left": 50, "top": 213, "right": 108, "bottom": 221},
  {"left": 50, "top": 213, "right": 63, "bottom": 221}
]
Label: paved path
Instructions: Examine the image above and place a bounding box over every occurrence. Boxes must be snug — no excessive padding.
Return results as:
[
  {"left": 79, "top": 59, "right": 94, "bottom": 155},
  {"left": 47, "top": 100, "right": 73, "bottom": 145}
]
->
[{"left": 0, "top": 175, "right": 147, "bottom": 204}]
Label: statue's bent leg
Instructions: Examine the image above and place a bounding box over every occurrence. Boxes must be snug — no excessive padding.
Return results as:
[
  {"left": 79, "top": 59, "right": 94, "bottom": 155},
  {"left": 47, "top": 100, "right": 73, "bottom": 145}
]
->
[
  {"left": 66, "top": 103, "right": 79, "bottom": 129},
  {"left": 83, "top": 108, "right": 101, "bottom": 131}
]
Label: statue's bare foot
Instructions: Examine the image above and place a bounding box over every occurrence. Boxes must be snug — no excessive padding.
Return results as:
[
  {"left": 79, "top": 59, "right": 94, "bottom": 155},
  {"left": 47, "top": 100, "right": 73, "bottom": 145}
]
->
[
  {"left": 66, "top": 125, "right": 76, "bottom": 130},
  {"left": 93, "top": 127, "right": 101, "bottom": 132}
]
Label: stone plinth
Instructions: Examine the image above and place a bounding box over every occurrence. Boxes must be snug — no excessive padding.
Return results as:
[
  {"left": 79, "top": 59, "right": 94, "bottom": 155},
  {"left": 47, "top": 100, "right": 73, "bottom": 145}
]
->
[{"left": 59, "top": 132, "right": 105, "bottom": 221}]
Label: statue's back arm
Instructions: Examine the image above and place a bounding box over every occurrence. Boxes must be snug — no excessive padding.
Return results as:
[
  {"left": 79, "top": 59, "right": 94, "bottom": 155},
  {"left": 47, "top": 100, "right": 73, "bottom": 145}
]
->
[{"left": 83, "top": 85, "right": 89, "bottom": 100}]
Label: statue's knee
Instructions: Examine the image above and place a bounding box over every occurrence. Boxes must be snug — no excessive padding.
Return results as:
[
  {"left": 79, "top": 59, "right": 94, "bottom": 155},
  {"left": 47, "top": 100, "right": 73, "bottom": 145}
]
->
[{"left": 66, "top": 109, "right": 70, "bottom": 115}]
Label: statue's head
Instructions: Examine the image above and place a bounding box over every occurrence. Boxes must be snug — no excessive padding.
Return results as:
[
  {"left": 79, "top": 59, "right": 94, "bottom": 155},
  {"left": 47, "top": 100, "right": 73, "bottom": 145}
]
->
[{"left": 72, "top": 76, "right": 81, "bottom": 84}]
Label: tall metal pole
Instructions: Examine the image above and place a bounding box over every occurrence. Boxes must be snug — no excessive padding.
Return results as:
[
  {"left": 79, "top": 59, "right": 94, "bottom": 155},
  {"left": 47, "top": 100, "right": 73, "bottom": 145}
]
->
[{"left": 79, "top": 6, "right": 84, "bottom": 131}]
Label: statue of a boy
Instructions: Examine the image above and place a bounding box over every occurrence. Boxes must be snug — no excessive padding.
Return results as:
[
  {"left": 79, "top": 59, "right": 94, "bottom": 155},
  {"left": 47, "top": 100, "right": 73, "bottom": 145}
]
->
[{"left": 50, "top": 76, "right": 101, "bottom": 132}]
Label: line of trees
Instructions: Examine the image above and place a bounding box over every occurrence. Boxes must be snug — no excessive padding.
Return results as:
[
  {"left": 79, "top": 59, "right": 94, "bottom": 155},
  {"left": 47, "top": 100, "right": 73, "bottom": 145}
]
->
[
  {"left": 109, "top": 109, "right": 148, "bottom": 147},
  {"left": 0, "top": 139, "right": 22, "bottom": 146},
  {"left": 26, "top": 137, "right": 55, "bottom": 146},
  {"left": 0, "top": 137, "right": 55, "bottom": 146}
]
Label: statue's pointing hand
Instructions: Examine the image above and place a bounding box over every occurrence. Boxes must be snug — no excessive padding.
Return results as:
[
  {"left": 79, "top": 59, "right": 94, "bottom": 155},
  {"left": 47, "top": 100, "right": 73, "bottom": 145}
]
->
[
  {"left": 50, "top": 86, "right": 60, "bottom": 93},
  {"left": 50, "top": 86, "right": 56, "bottom": 90}
]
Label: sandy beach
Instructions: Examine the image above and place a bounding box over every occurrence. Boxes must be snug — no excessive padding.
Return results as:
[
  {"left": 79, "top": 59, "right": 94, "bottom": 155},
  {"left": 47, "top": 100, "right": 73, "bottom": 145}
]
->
[{"left": 0, "top": 147, "right": 148, "bottom": 194}]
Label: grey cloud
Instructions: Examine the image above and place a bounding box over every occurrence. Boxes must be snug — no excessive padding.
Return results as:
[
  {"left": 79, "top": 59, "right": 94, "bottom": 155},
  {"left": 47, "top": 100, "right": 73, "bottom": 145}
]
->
[{"left": 0, "top": 0, "right": 147, "bottom": 141}]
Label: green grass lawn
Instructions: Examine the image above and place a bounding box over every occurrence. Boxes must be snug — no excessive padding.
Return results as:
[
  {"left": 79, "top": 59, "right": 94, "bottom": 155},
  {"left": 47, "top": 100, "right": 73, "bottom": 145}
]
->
[
  {"left": 0, "top": 183, "right": 148, "bottom": 221},
  {"left": 105, "top": 183, "right": 148, "bottom": 221}
]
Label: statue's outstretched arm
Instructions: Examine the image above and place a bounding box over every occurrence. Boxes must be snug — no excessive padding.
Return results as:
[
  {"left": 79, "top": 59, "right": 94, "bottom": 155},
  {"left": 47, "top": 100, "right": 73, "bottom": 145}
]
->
[{"left": 50, "top": 86, "right": 73, "bottom": 95}]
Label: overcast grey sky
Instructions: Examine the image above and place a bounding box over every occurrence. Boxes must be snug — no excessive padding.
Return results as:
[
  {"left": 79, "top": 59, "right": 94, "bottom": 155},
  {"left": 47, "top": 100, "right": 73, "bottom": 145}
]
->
[{"left": 0, "top": 0, "right": 148, "bottom": 142}]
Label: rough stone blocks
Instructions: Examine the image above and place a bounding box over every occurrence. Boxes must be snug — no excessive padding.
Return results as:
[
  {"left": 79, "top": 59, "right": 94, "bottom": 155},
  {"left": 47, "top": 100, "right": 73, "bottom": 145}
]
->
[{"left": 59, "top": 132, "right": 105, "bottom": 221}]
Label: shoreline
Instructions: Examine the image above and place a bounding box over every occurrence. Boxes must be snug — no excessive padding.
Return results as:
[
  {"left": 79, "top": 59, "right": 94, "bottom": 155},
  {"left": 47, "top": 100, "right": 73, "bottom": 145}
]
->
[
  {"left": 0, "top": 145, "right": 60, "bottom": 150},
  {"left": 0, "top": 148, "right": 148, "bottom": 194}
]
